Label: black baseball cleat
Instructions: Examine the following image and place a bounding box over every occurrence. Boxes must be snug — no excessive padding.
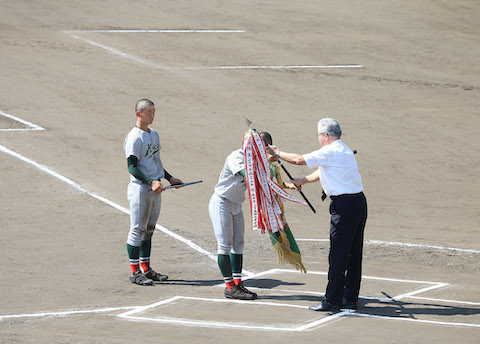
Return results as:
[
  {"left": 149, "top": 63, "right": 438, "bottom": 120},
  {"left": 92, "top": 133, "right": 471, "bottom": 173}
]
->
[
  {"left": 309, "top": 300, "right": 341, "bottom": 312},
  {"left": 130, "top": 270, "right": 153, "bottom": 286},
  {"left": 236, "top": 282, "right": 258, "bottom": 299},
  {"left": 144, "top": 268, "right": 169, "bottom": 282},
  {"left": 224, "top": 285, "right": 257, "bottom": 300},
  {"left": 342, "top": 298, "right": 358, "bottom": 310}
]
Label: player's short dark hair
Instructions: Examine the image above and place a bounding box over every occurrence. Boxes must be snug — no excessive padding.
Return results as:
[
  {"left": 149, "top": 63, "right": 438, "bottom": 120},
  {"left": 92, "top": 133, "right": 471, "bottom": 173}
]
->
[
  {"left": 260, "top": 132, "right": 272, "bottom": 146},
  {"left": 135, "top": 99, "right": 155, "bottom": 113}
]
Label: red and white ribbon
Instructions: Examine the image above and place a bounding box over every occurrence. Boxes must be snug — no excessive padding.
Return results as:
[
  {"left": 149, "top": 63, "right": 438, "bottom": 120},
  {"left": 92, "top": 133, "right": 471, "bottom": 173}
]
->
[{"left": 243, "top": 129, "right": 307, "bottom": 234}]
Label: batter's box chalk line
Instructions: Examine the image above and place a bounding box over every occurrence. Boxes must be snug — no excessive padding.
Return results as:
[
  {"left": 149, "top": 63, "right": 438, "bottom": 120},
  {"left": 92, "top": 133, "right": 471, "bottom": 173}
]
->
[
  {"left": 116, "top": 295, "right": 346, "bottom": 332},
  {"left": 114, "top": 269, "right": 479, "bottom": 330},
  {"left": 215, "top": 268, "right": 449, "bottom": 301},
  {"left": 0, "top": 271, "right": 478, "bottom": 329},
  {"left": 0, "top": 110, "right": 45, "bottom": 132}
]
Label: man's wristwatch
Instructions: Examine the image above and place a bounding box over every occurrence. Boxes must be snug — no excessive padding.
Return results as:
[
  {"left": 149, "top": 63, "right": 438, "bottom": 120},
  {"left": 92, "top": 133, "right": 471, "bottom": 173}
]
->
[{"left": 275, "top": 151, "right": 280, "bottom": 159}]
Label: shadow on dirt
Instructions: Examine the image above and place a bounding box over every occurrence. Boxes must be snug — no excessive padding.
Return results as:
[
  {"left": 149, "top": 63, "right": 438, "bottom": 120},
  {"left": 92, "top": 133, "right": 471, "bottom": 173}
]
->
[{"left": 361, "top": 298, "right": 480, "bottom": 319}]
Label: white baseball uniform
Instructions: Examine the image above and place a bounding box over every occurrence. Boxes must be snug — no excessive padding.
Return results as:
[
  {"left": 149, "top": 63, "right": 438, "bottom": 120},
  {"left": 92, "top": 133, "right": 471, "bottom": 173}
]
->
[
  {"left": 124, "top": 127, "right": 164, "bottom": 246},
  {"left": 209, "top": 148, "right": 246, "bottom": 255}
]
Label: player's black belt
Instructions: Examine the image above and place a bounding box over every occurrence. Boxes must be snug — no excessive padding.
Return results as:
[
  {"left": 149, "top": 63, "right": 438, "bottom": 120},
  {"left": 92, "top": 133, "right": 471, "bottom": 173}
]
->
[{"left": 330, "top": 192, "right": 363, "bottom": 200}]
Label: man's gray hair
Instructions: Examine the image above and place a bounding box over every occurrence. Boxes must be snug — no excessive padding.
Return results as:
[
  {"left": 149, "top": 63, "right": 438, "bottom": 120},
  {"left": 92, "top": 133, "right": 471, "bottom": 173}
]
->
[{"left": 317, "top": 118, "right": 342, "bottom": 138}]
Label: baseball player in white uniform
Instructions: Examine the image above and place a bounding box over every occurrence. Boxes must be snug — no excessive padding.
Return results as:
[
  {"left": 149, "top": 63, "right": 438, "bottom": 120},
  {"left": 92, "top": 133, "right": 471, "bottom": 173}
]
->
[
  {"left": 208, "top": 148, "right": 257, "bottom": 300},
  {"left": 124, "top": 98, "right": 182, "bottom": 285}
]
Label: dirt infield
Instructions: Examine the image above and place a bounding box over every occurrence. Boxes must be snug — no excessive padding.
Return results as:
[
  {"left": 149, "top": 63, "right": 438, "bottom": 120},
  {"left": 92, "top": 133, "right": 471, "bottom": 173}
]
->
[{"left": 1, "top": 0, "right": 479, "bottom": 343}]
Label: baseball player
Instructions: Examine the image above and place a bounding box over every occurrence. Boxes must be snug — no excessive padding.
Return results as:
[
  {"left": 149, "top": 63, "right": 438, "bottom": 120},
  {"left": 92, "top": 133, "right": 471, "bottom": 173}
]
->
[
  {"left": 208, "top": 146, "right": 257, "bottom": 300},
  {"left": 124, "top": 98, "right": 182, "bottom": 286}
]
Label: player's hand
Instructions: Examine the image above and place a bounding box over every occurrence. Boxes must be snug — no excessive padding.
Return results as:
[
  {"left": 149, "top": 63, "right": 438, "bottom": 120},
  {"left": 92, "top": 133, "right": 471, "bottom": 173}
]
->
[
  {"left": 284, "top": 182, "right": 302, "bottom": 192},
  {"left": 169, "top": 177, "right": 183, "bottom": 189},
  {"left": 151, "top": 180, "right": 164, "bottom": 193}
]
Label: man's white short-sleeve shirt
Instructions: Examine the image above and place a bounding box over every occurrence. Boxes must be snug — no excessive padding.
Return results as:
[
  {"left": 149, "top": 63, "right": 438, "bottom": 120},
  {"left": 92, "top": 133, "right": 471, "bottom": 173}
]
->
[{"left": 302, "top": 140, "right": 363, "bottom": 197}]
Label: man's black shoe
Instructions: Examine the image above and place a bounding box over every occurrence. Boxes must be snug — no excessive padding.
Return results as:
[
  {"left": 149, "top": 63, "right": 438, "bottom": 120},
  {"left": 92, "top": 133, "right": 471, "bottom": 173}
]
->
[
  {"left": 342, "top": 298, "right": 358, "bottom": 310},
  {"left": 309, "top": 300, "right": 340, "bottom": 312}
]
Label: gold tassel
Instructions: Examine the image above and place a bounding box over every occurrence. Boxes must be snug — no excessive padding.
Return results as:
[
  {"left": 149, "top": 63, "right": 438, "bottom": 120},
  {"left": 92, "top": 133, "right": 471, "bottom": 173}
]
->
[
  {"left": 273, "top": 230, "right": 307, "bottom": 273},
  {"left": 271, "top": 164, "right": 307, "bottom": 273}
]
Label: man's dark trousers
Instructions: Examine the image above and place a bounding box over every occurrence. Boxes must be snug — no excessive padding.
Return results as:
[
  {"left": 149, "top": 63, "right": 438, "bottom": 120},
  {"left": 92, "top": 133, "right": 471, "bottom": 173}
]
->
[{"left": 325, "top": 192, "right": 367, "bottom": 305}]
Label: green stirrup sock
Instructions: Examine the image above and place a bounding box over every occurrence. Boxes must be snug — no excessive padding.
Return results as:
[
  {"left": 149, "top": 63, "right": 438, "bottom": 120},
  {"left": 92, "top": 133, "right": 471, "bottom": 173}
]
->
[
  {"left": 230, "top": 253, "right": 243, "bottom": 274},
  {"left": 140, "top": 240, "right": 152, "bottom": 258},
  {"left": 127, "top": 244, "right": 140, "bottom": 260},
  {"left": 217, "top": 254, "right": 232, "bottom": 277},
  {"left": 127, "top": 244, "right": 140, "bottom": 274}
]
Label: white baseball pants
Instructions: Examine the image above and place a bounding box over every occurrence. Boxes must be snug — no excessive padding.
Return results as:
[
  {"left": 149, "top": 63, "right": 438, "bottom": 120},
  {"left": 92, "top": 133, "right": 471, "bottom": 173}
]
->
[
  {"left": 208, "top": 193, "right": 245, "bottom": 255},
  {"left": 127, "top": 182, "right": 162, "bottom": 247}
]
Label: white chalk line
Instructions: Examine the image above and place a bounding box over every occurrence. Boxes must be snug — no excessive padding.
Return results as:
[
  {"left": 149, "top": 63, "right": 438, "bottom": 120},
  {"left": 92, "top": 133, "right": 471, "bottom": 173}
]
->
[
  {"left": 348, "top": 312, "right": 480, "bottom": 328},
  {"left": 67, "top": 29, "right": 246, "bottom": 33},
  {"left": 0, "top": 307, "right": 136, "bottom": 321},
  {"left": 243, "top": 285, "right": 404, "bottom": 303},
  {"left": 183, "top": 65, "right": 364, "bottom": 70},
  {"left": 235, "top": 269, "right": 467, "bottom": 305},
  {"left": 3, "top": 293, "right": 477, "bottom": 330},
  {"left": 244, "top": 268, "right": 448, "bottom": 286},
  {"left": 393, "top": 283, "right": 449, "bottom": 301},
  {"left": 369, "top": 279, "right": 479, "bottom": 328},
  {"left": 1, "top": 271, "right": 477, "bottom": 330},
  {"left": 0, "top": 110, "right": 45, "bottom": 131},
  {"left": 296, "top": 238, "right": 480, "bottom": 255},
  {"left": 64, "top": 31, "right": 364, "bottom": 71},
  {"left": 67, "top": 32, "right": 169, "bottom": 69},
  {"left": 407, "top": 296, "right": 480, "bottom": 306},
  {"left": 240, "top": 287, "right": 467, "bottom": 305},
  {"left": 240, "top": 269, "right": 479, "bottom": 329},
  {"left": 0, "top": 295, "right": 347, "bottom": 331},
  {"left": 117, "top": 295, "right": 347, "bottom": 331},
  {"left": 217, "top": 277, "right": 392, "bottom": 302}
]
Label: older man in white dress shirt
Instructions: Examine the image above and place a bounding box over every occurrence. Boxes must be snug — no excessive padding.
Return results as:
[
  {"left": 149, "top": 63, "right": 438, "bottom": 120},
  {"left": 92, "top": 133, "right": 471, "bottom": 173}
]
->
[{"left": 267, "top": 118, "right": 367, "bottom": 311}]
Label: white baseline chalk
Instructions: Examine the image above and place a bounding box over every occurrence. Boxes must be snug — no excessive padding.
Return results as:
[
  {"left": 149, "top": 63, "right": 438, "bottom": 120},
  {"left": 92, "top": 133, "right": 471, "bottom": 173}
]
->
[
  {"left": 265, "top": 268, "right": 448, "bottom": 286},
  {"left": 296, "top": 238, "right": 480, "bottom": 255},
  {"left": 407, "top": 296, "right": 480, "bottom": 306},
  {"left": 70, "top": 29, "right": 246, "bottom": 33},
  {"left": 349, "top": 312, "right": 480, "bottom": 329},
  {"left": 0, "top": 306, "right": 136, "bottom": 321},
  {"left": 64, "top": 31, "right": 364, "bottom": 71},
  {"left": 393, "top": 283, "right": 449, "bottom": 301},
  {"left": 0, "top": 110, "right": 45, "bottom": 131},
  {"left": 183, "top": 65, "right": 364, "bottom": 70},
  {"left": 367, "top": 239, "right": 480, "bottom": 254},
  {"left": 117, "top": 295, "right": 347, "bottom": 332},
  {"left": 67, "top": 32, "right": 168, "bottom": 69},
  {"left": 0, "top": 143, "right": 254, "bottom": 275}
]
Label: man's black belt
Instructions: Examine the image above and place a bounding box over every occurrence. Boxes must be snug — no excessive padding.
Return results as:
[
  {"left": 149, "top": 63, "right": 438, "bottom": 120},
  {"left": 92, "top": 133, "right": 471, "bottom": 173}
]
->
[{"left": 330, "top": 192, "right": 363, "bottom": 200}]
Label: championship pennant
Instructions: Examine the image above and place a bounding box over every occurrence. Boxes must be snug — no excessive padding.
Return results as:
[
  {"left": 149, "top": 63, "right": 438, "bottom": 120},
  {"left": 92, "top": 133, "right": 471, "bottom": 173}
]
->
[{"left": 242, "top": 129, "right": 307, "bottom": 234}]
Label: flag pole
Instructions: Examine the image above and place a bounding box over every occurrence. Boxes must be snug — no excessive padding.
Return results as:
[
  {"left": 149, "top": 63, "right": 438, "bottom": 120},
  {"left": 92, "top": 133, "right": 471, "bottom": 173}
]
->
[
  {"left": 243, "top": 117, "right": 316, "bottom": 213},
  {"left": 276, "top": 159, "right": 316, "bottom": 213}
]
